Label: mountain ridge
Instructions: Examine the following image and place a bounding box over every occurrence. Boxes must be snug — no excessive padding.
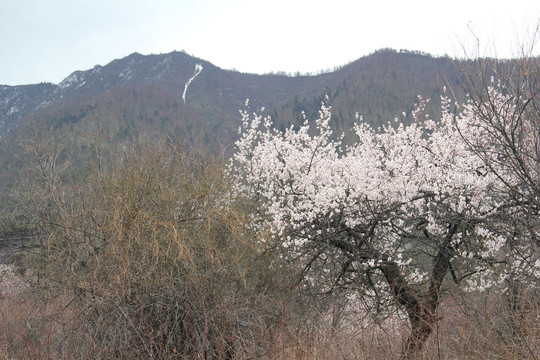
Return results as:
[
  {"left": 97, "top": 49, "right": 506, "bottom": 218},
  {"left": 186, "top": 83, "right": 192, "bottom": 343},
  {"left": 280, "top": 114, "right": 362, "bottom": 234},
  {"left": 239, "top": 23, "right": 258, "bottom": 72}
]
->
[
  {"left": 0, "top": 49, "right": 476, "bottom": 211},
  {"left": 0, "top": 49, "right": 461, "bottom": 142},
  {"left": 0, "top": 49, "right": 466, "bottom": 198}
]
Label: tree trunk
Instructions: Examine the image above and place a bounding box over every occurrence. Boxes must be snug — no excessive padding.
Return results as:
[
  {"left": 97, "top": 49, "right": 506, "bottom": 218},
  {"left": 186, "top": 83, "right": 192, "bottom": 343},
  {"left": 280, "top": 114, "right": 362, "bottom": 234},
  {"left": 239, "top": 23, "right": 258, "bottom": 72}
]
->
[
  {"left": 401, "top": 305, "right": 436, "bottom": 359},
  {"left": 379, "top": 259, "right": 433, "bottom": 359},
  {"left": 381, "top": 223, "right": 459, "bottom": 359}
]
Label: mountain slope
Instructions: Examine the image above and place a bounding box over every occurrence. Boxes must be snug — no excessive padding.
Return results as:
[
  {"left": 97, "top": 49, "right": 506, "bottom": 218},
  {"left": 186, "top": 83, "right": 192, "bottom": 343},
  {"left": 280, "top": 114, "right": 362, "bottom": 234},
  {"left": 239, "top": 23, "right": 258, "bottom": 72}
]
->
[
  {"left": 0, "top": 49, "right": 465, "bottom": 203},
  {"left": 0, "top": 49, "right": 462, "bottom": 144}
]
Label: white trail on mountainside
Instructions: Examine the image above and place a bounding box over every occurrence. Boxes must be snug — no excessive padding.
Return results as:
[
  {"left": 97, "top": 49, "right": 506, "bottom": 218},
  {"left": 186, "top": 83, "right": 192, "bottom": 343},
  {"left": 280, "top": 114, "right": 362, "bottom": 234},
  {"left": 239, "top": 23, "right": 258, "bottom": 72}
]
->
[{"left": 183, "top": 63, "right": 203, "bottom": 104}]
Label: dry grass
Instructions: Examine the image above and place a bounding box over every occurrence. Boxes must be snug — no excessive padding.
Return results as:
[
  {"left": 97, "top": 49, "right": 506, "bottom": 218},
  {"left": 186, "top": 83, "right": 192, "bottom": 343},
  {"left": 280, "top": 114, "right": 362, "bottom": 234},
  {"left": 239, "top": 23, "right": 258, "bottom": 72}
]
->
[
  {"left": 1, "top": 263, "right": 539, "bottom": 359},
  {"left": 258, "top": 290, "right": 540, "bottom": 360}
]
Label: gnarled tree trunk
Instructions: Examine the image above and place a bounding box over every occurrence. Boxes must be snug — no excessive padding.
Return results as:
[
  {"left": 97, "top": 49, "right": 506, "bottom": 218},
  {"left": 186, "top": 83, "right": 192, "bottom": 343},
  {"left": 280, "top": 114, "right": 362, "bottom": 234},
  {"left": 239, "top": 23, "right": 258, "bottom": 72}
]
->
[{"left": 380, "top": 223, "right": 458, "bottom": 359}]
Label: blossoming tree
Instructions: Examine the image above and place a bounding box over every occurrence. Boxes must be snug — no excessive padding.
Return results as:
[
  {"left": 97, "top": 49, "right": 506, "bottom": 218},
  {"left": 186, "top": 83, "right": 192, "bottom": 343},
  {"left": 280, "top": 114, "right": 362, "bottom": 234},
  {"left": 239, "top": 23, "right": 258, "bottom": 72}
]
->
[{"left": 230, "top": 81, "right": 539, "bottom": 357}]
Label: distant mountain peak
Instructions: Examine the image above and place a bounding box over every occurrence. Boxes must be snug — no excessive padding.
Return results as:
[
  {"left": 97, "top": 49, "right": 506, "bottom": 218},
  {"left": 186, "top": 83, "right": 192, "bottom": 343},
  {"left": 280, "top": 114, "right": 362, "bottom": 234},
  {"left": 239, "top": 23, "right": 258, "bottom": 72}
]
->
[{"left": 1, "top": 49, "right": 462, "bottom": 148}]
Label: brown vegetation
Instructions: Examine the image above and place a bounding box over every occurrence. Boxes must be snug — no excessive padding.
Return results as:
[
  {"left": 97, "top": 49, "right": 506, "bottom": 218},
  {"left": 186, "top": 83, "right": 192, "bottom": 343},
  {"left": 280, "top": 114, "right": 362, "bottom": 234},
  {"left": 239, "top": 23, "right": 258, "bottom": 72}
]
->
[
  {"left": 0, "top": 134, "right": 537, "bottom": 359},
  {"left": 1, "top": 138, "right": 303, "bottom": 359}
]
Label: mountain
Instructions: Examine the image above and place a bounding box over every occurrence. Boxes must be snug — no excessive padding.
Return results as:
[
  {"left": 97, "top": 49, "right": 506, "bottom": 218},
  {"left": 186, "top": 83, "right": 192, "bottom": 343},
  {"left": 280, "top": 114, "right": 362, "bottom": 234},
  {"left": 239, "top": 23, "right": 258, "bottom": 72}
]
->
[
  {"left": 0, "top": 49, "right": 462, "bottom": 141},
  {"left": 0, "top": 49, "right": 464, "bottom": 203}
]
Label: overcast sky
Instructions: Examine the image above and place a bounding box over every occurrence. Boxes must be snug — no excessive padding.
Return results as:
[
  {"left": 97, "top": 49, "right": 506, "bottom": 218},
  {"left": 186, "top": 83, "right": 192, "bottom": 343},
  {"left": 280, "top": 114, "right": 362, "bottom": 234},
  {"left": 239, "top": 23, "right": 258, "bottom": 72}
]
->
[{"left": 1, "top": 0, "right": 538, "bottom": 85}]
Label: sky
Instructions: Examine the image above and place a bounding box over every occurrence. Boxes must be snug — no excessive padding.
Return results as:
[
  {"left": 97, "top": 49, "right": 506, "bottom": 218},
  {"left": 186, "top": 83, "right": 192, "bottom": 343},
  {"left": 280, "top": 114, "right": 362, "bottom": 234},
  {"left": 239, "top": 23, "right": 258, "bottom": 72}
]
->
[{"left": 0, "top": 0, "right": 539, "bottom": 86}]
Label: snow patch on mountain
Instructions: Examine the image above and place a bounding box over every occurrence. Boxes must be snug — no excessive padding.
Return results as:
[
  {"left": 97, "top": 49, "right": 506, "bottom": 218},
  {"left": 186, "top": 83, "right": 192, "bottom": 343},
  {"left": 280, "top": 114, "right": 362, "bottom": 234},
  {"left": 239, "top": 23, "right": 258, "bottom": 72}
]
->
[
  {"left": 183, "top": 64, "right": 203, "bottom": 104},
  {"left": 60, "top": 71, "right": 85, "bottom": 89}
]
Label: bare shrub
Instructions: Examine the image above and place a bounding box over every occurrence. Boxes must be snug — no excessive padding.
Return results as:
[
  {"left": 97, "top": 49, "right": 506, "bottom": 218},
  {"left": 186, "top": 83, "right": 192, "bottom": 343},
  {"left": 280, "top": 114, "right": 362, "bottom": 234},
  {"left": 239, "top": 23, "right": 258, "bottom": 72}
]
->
[
  {"left": 15, "top": 138, "right": 292, "bottom": 359},
  {"left": 438, "top": 289, "right": 540, "bottom": 360}
]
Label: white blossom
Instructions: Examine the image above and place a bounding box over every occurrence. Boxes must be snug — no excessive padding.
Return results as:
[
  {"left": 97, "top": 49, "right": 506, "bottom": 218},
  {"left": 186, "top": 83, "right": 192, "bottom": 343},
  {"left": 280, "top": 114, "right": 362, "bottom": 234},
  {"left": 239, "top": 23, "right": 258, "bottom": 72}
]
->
[{"left": 229, "top": 87, "right": 539, "bottom": 293}]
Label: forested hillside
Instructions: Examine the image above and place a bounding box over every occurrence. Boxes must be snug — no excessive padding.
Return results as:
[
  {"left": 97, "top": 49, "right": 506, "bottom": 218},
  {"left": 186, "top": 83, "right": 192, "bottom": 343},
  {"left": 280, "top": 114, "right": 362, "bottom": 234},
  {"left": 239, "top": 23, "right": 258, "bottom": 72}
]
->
[{"left": 0, "top": 49, "right": 465, "bottom": 202}]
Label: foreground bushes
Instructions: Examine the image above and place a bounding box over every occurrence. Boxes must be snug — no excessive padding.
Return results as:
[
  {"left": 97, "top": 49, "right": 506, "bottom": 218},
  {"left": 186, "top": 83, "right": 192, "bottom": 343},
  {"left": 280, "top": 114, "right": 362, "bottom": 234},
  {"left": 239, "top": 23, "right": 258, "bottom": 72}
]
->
[
  {"left": 6, "top": 140, "right": 295, "bottom": 359},
  {"left": 1, "top": 135, "right": 538, "bottom": 359}
]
